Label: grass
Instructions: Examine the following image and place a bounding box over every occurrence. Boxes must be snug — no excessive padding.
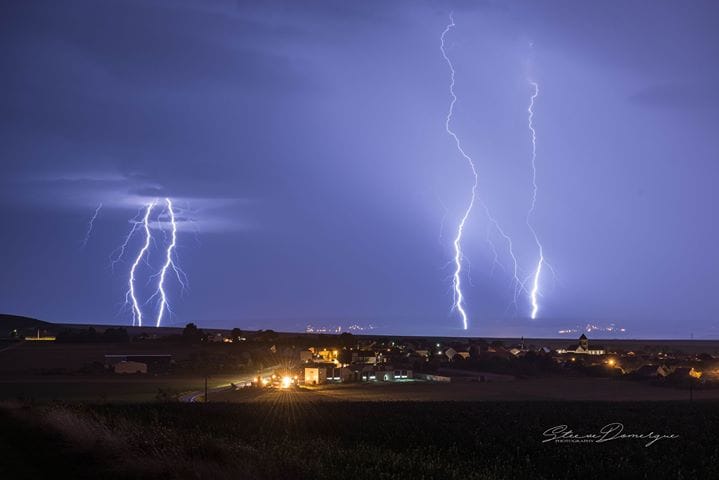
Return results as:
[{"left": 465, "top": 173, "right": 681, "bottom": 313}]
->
[
  {"left": 0, "top": 405, "right": 110, "bottom": 480},
  {"left": 2, "top": 398, "right": 718, "bottom": 479}
]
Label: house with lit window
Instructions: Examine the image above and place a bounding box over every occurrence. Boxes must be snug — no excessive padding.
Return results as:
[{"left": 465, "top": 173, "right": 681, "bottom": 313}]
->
[
  {"left": 305, "top": 362, "right": 413, "bottom": 384},
  {"left": 375, "top": 367, "right": 412, "bottom": 381},
  {"left": 304, "top": 365, "right": 327, "bottom": 384},
  {"left": 304, "top": 363, "right": 351, "bottom": 384},
  {"left": 313, "top": 348, "right": 340, "bottom": 363}
]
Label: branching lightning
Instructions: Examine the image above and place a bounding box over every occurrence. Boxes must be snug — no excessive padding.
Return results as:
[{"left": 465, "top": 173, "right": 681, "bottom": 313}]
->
[
  {"left": 114, "top": 198, "right": 188, "bottom": 327},
  {"left": 125, "top": 201, "right": 155, "bottom": 326},
  {"left": 84, "top": 196, "right": 191, "bottom": 327},
  {"left": 441, "top": 14, "right": 477, "bottom": 331},
  {"left": 525, "top": 80, "right": 549, "bottom": 320},
  {"left": 80, "top": 203, "right": 102, "bottom": 249},
  {"left": 480, "top": 201, "right": 527, "bottom": 312},
  {"left": 440, "top": 14, "right": 525, "bottom": 330},
  {"left": 110, "top": 208, "right": 143, "bottom": 272},
  {"left": 154, "top": 198, "right": 184, "bottom": 327}
]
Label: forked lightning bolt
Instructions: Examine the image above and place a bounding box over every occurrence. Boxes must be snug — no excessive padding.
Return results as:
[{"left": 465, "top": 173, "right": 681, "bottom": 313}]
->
[
  {"left": 155, "top": 198, "right": 184, "bottom": 327},
  {"left": 110, "top": 207, "right": 147, "bottom": 272},
  {"left": 108, "top": 198, "right": 189, "bottom": 326},
  {"left": 441, "top": 14, "right": 524, "bottom": 329},
  {"left": 126, "top": 201, "right": 155, "bottom": 326},
  {"left": 526, "top": 80, "right": 546, "bottom": 320},
  {"left": 441, "top": 14, "right": 477, "bottom": 330},
  {"left": 480, "top": 201, "right": 526, "bottom": 311}
]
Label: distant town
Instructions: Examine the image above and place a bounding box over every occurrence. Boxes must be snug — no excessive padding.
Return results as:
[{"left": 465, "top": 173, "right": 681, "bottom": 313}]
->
[
  {"left": 3, "top": 314, "right": 717, "bottom": 403},
  {"left": 3, "top": 312, "right": 719, "bottom": 478}
]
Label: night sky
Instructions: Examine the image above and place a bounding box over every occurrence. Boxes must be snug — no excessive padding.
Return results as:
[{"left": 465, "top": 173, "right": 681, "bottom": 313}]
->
[{"left": 2, "top": 1, "right": 718, "bottom": 338}]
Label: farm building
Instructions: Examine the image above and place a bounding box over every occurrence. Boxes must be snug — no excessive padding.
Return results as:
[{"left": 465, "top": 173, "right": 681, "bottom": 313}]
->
[
  {"left": 114, "top": 361, "right": 147, "bottom": 374},
  {"left": 104, "top": 354, "right": 172, "bottom": 373}
]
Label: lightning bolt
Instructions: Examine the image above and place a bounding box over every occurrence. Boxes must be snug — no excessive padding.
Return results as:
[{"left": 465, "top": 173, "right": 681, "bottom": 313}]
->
[
  {"left": 111, "top": 198, "right": 190, "bottom": 327},
  {"left": 480, "top": 201, "right": 527, "bottom": 312},
  {"left": 109, "top": 207, "right": 145, "bottom": 272},
  {"left": 526, "top": 80, "right": 546, "bottom": 320},
  {"left": 441, "top": 14, "right": 477, "bottom": 331},
  {"left": 80, "top": 203, "right": 102, "bottom": 249},
  {"left": 440, "top": 14, "right": 525, "bottom": 329},
  {"left": 125, "top": 201, "right": 155, "bottom": 327},
  {"left": 154, "top": 198, "right": 185, "bottom": 327}
]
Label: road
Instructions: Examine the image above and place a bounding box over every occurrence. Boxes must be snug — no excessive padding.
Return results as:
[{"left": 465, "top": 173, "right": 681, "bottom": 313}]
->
[{"left": 179, "top": 365, "right": 279, "bottom": 402}]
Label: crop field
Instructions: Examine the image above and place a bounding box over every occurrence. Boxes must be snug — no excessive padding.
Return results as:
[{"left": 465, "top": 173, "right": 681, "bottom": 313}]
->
[
  {"left": 0, "top": 375, "right": 244, "bottom": 403},
  {"left": 3, "top": 374, "right": 718, "bottom": 404},
  {"left": 0, "top": 341, "right": 203, "bottom": 373},
  {"left": 1, "top": 400, "right": 718, "bottom": 479},
  {"left": 213, "top": 377, "right": 719, "bottom": 402}
]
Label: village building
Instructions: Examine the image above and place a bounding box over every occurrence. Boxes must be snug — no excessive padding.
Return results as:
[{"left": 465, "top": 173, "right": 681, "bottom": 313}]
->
[
  {"left": 351, "top": 350, "right": 377, "bottom": 364},
  {"left": 556, "top": 334, "right": 605, "bottom": 356},
  {"left": 304, "top": 365, "right": 327, "bottom": 384},
  {"left": 443, "top": 347, "right": 457, "bottom": 361},
  {"left": 304, "top": 362, "right": 412, "bottom": 384},
  {"left": 304, "top": 363, "right": 347, "bottom": 384},
  {"left": 314, "top": 348, "right": 339, "bottom": 363},
  {"left": 104, "top": 354, "right": 172, "bottom": 373},
  {"left": 632, "top": 364, "right": 660, "bottom": 378}
]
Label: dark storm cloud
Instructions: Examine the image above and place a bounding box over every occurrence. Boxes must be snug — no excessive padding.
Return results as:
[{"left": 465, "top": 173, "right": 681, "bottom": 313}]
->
[
  {"left": 0, "top": 0, "right": 318, "bottom": 205},
  {"left": 0, "top": 1, "right": 310, "bottom": 89}
]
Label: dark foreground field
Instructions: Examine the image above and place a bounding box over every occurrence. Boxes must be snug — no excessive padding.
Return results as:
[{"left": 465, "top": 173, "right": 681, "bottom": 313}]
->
[{"left": 1, "top": 399, "right": 717, "bottom": 480}]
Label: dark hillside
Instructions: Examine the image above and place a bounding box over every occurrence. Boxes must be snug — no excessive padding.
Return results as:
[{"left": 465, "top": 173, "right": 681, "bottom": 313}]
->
[{"left": 0, "top": 314, "right": 54, "bottom": 336}]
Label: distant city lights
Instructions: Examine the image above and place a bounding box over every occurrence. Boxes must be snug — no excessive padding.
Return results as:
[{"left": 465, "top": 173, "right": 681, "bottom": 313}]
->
[
  {"left": 558, "top": 323, "right": 627, "bottom": 335},
  {"left": 305, "top": 323, "right": 375, "bottom": 334}
]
